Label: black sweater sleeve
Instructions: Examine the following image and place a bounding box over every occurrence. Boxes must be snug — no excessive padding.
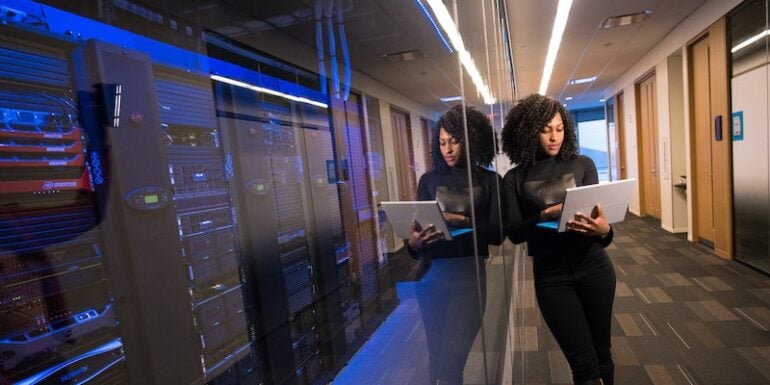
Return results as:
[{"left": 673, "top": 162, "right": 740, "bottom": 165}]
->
[
  {"left": 474, "top": 173, "right": 504, "bottom": 246},
  {"left": 503, "top": 168, "right": 540, "bottom": 244}
]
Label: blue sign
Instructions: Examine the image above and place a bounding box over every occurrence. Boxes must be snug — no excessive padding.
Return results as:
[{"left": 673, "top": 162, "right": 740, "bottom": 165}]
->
[{"left": 732, "top": 111, "right": 744, "bottom": 141}]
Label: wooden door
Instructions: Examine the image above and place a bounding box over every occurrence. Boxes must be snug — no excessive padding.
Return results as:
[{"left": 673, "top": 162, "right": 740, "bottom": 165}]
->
[
  {"left": 636, "top": 74, "right": 661, "bottom": 219},
  {"left": 687, "top": 18, "right": 732, "bottom": 258},
  {"left": 690, "top": 35, "right": 716, "bottom": 244},
  {"left": 391, "top": 107, "right": 417, "bottom": 201}
]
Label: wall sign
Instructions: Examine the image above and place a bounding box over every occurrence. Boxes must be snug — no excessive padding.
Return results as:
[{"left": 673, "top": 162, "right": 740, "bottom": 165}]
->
[{"left": 732, "top": 111, "right": 744, "bottom": 141}]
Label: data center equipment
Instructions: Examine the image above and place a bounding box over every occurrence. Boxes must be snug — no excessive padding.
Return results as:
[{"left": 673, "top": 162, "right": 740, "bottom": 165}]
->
[
  {"left": 0, "top": 1, "right": 398, "bottom": 384},
  {"left": 0, "top": 28, "right": 125, "bottom": 384}
]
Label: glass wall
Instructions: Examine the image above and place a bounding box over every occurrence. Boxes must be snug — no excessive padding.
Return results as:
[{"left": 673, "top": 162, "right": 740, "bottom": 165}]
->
[
  {"left": 572, "top": 108, "right": 609, "bottom": 182},
  {"left": 0, "top": 0, "right": 518, "bottom": 384},
  {"left": 729, "top": 0, "right": 770, "bottom": 274}
]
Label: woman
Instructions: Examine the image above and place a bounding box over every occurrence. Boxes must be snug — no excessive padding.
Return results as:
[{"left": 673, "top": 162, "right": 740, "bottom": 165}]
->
[
  {"left": 501, "top": 94, "right": 615, "bottom": 385},
  {"left": 406, "top": 104, "right": 503, "bottom": 384}
]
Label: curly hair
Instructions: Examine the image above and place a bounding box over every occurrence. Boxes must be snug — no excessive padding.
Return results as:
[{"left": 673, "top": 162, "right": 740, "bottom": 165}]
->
[
  {"left": 431, "top": 104, "right": 496, "bottom": 172},
  {"left": 501, "top": 94, "right": 578, "bottom": 167}
]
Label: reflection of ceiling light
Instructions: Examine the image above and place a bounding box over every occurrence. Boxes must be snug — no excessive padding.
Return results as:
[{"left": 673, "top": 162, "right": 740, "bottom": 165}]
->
[
  {"left": 423, "top": 0, "right": 496, "bottom": 105},
  {"left": 415, "top": 0, "right": 453, "bottom": 53},
  {"left": 565, "top": 96, "right": 573, "bottom": 100},
  {"left": 210, "top": 74, "right": 328, "bottom": 109},
  {"left": 440, "top": 95, "right": 463, "bottom": 102},
  {"left": 539, "top": 0, "right": 573, "bottom": 95},
  {"left": 732, "top": 29, "right": 770, "bottom": 53},
  {"left": 383, "top": 50, "right": 425, "bottom": 63},
  {"left": 600, "top": 11, "right": 652, "bottom": 29},
  {"left": 568, "top": 76, "right": 597, "bottom": 85}
]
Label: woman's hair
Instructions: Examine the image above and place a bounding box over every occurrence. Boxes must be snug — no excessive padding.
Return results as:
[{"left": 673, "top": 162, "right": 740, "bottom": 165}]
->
[
  {"left": 431, "top": 104, "right": 496, "bottom": 172},
  {"left": 501, "top": 93, "right": 578, "bottom": 167}
]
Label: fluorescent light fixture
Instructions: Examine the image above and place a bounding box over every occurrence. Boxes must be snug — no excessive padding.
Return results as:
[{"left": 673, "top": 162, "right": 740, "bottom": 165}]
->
[
  {"left": 732, "top": 29, "right": 770, "bottom": 53},
  {"left": 539, "top": 0, "right": 573, "bottom": 95},
  {"left": 568, "top": 76, "right": 596, "bottom": 85},
  {"left": 424, "top": 0, "right": 496, "bottom": 105},
  {"left": 210, "top": 74, "right": 328, "bottom": 109},
  {"left": 565, "top": 96, "right": 573, "bottom": 100},
  {"left": 440, "top": 95, "right": 464, "bottom": 102},
  {"left": 415, "top": 0, "right": 453, "bottom": 53}
]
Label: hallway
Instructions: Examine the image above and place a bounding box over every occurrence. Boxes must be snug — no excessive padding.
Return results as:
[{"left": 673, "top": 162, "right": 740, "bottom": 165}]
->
[{"left": 334, "top": 214, "right": 770, "bottom": 385}]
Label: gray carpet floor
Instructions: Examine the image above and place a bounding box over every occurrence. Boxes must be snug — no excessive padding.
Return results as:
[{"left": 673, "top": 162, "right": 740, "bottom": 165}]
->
[{"left": 333, "top": 215, "right": 770, "bottom": 384}]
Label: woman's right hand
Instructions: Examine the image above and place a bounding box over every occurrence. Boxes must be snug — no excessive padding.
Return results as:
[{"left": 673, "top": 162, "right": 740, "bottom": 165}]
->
[
  {"left": 540, "top": 203, "right": 563, "bottom": 221},
  {"left": 407, "top": 220, "right": 445, "bottom": 250}
]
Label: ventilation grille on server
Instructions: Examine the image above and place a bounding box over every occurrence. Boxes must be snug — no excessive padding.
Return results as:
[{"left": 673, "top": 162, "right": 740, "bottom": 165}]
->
[{"left": 0, "top": 38, "right": 72, "bottom": 89}]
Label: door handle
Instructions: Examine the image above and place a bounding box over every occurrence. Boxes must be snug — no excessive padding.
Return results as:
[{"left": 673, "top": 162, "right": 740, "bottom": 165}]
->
[{"left": 714, "top": 115, "right": 722, "bottom": 141}]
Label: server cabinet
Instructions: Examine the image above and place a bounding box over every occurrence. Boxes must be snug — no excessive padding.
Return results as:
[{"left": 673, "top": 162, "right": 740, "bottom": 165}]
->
[
  {"left": 82, "top": 39, "right": 253, "bottom": 384},
  {"left": 214, "top": 81, "right": 344, "bottom": 385},
  {"left": 0, "top": 29, "right": 125, "bottom": 384},
  {"left": 152, "top": 66, "right": 257, "bottom": 384}
]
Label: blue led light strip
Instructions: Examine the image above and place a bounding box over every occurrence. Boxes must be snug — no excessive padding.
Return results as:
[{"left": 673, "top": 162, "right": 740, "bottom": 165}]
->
[{"left": 414, "top": 0, "right": 453, "bottom": 53}]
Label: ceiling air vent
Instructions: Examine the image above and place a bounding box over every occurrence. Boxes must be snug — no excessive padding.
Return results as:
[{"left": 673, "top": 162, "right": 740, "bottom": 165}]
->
[
  {"left": 383, "top": 50, "right": 425, "bottom": 63},
  {"left": 600, "top": 10, "right": 652, "bottom": 29}
]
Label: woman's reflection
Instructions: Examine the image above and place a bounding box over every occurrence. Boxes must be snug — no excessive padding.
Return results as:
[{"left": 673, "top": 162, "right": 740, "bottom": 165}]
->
[{"left": 405, "top": 105, "right": 502, "bottom": 384}]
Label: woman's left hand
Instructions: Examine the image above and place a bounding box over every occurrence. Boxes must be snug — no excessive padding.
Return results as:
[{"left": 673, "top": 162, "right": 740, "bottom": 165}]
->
[{"left": 566, "top": 204, "right": 611, "bottom": 237}]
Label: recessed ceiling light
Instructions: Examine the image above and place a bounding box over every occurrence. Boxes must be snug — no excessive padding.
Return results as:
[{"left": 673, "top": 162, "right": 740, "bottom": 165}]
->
[
  {"left": 600, "top": 11, "right": 652, "bottom": 29},
  {"left": 599, "top": 98, "right": 606, "bottom": 103},
  {"left": 539, "top": 0, "right": 573, "bottom": 95},
  {"left": 732, "top": 29, "right": 770, "bottom": 53},
  {"left": 440, "top": 96, "right": 463, "bottom": 102},
  {"left": 423, "top": 0, "right": 496, "bottom": 104},
  {"left": 211, "top": 74, "right": 328, "bottom": 108},
  {"left": 568, "top": 76, "right": 597, "bottom": 85},
  {"left": 565, "top": 96, "right": 573, "bottom": 100}
]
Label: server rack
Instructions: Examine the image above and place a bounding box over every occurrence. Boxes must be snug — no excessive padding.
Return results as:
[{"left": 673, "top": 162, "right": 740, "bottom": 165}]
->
[
  {"left": 0, "top": 29, "right": 125, "bottom": 384},
  {"left": 152, "top": 66, "right": 258, "bottom": 384},
  {"left": 0, "top": 2, "right": 399, "bottom": 383},
  {"left": 215, "top": 82, "right": 346, "bottom": 385}
]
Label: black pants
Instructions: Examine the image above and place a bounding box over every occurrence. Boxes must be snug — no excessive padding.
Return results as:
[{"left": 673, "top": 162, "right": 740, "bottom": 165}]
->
[
  {"left": 534, "top": 252, "right": 616, "bottom": 384},
  {"left": 417, "top": 256, "right": 486, "bottom": 384}
]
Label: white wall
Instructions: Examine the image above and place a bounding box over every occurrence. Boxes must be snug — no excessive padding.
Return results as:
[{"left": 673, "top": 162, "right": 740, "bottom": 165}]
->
[
  {"left": 667, "top": 54, "right": 688, "bottom": 232},
  {"left": 656, "top": 60, "right": 674, "bottom": 230},
  {"left": 622, "top": 83, "right": 641, "bottom": 216}
]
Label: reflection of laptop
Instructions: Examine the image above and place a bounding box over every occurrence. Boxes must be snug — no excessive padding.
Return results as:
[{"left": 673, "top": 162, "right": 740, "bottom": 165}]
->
[
  {"left": 380, "top": 201, "right": 473, "bottom": 241},
  {"left": 536, "top": 178, "right": 636, "bottom": 232}
]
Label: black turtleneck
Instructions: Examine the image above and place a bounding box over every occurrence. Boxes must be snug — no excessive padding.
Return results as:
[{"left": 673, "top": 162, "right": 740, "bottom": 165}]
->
[
  {"left": 503, "top": 155, "right": 613, "bottom": 261},
  {"left": 409, "top": 165, "right": 503, "bottom": 259}
]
